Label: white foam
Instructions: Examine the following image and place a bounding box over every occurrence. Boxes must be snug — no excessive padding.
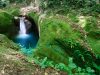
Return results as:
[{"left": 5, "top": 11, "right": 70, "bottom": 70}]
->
[{"left": 17, "top": 34, "right": 29, "bottom": 39}]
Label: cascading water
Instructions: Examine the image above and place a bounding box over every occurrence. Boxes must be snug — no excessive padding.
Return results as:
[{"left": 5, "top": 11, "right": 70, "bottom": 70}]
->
[
  {"left": 17, "top": 17, "right": 29, "bottom": 38},
  {"left": 15, "top": 16, "right": 38, "bottom": 55},
  {"left": 19, "top": 17, "right": 26, "bottom": 34}
]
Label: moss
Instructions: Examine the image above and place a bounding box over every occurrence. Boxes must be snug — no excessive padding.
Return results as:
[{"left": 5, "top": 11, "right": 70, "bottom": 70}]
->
[
  {"left": 0, "top": 34, "right": 19, "bottom": 51},
  {"left": 28, "top": 12, "right": 39, "bottom": 23},
  {"left": 9, "top": 8, "right": 20, "bottom": 16},
  {"left": 34, "top": 47, "right": 68, "bottom": 65},
  {"left": 0, "top": 10, "right": 13, "bottom": 33},
  {"left": 85, "top": 17, "right": 98, "bottom": 32},
  {"left": 33, "top": 15, "right": 98, "bottom": 70},
  {"left": 34, "top": 16, "right": 81, "bottom": 65}
]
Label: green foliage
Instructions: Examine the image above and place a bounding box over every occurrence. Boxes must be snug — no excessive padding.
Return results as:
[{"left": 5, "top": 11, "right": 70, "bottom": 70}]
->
[
  {"left": 33, "top": 15, "right": 99, "bottom": 74},
  {"left": 88, "top": 30, "right": 100, "bottom": 39},
  {"left": 28, "top": 12, "right": 39, "bottom": 23},
  {"left": 8, "top": 0, "right": 33, "bottom": 5},
  {"left": 9, "top": 0, "right": 25, "bottom": 3},
  {"left": 0, "top": 34, "right": 19, "bottom": 51},
  {"left": 85, "top": 17, "right": 98, "bottom": 32},
  {"left": 35, "top": 17, "right": 75, "bottom": 64},
  {"left": 85, "top": 16, "right": 100, "bottom": 56},
  {"left": 0, "top": 10, "right": 13, "bottom": 33},
  {"left": 68, "top": 12, "right": 79, "bottom": 23},
  {"left": 0, "top": 1, "right": 99, "bottom": 74},
  {"left": 84, "top": 16, "right": 100, "bottom": 55},
  {"left": 4, "top": 7, "right": 20, "bottom": 16},
  {"left": 31, "top": 56, "right": 95, "bottom": 74},
  {"left": 34, "top": 47, "right": 68, "bottom": 65},
  {"left": 33, "top": 57, "right": 55, "bottom": 68},
  {"left": 0, "top": 0, "right": 9, "bottom": 8},
  {"left": 40, "top": 0, "right": 100, "bottom": 15},
  {"left": 87, "top": 37, "right": 100, "bottom": 54},
  {"left": 9, "top": 8, "right": 20, "bottom": 16},
  {"left": 53, "top": 38, "right": 100, "bottom": 74}
]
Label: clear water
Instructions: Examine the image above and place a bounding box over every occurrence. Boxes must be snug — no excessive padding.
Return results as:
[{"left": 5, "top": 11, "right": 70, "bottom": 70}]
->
[{"left": 16, "top": 33, "right": 38, "bottom": 49}]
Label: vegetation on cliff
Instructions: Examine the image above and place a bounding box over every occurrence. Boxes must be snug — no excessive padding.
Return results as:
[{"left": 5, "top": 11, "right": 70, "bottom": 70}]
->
[{"left": 0, "top": 0, "right": 100, "bottom": 75}]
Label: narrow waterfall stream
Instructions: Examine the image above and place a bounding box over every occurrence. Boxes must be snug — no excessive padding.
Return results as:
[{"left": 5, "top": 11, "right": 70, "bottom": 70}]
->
[
  {"left": 19, "top": 17, "right": 26, "bottom": 34},
  {"left": 15, "top": 16, "right": 39, "bottom": 55}
]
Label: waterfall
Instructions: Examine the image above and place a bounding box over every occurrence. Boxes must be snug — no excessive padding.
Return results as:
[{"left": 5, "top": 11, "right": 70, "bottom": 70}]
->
[
  {"left": 17, "top": 17, "right": 29, "bottom": 39},
  {"left": 19, "top": 17, "right": 26, "bottom": 34},
  {"left": 15, "top": 16, "right": 39, "bottom": 54}
]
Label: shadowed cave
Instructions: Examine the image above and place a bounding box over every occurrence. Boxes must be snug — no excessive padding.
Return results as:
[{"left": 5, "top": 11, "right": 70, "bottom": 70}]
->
[{"left": 12, "top": 15, "right": 39, "bottom": 49}]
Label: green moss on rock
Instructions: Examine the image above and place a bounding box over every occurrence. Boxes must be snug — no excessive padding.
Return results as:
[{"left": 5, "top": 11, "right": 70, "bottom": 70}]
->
[
  {"left": 28, "top": 12, "right": 39, "bottom": 23},
  {"left": 34, "top": 16, "right": 76, "bottom": 65},
  {"left": 0, "top": 34, "right": 19, "bottom": 50},
  {"left": 34, "top": 15, "right": 97, "bottom": 69},
  {"left": 0, "top": 10, "right": 13, "bottom": 34}
]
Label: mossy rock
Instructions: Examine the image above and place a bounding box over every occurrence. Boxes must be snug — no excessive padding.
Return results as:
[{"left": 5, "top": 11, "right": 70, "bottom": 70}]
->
[
  {"left": 34, "top": 15, "right": 97, "bottom": 68},
  {"left": 0, "top": 10, "right": 13, "bottom": 34},
  {"left": 0, "top": 34, "right": 19, "bottom": 50},
  {"left": 28, "top": 12, "right": 39, "bottom": 23},
  {"left": 34, "top": 17, "right": 75, "bottom": 65}
]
